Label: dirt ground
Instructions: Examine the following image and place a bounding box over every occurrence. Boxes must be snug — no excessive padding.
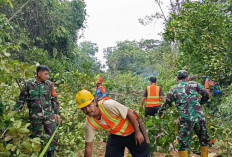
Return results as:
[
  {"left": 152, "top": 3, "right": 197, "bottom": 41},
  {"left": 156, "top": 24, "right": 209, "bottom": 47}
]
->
[
  {"left": 153, "top": 148, "right": 218, "bottom": 157},
  {"left": 76, "top": 141, "right": 219, "bottom": 157}
]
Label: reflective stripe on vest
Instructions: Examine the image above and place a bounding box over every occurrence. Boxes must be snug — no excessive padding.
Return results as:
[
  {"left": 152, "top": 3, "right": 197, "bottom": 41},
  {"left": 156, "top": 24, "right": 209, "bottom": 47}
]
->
[
  {"left": 146, "top": 85, "right": 161, "bottom": 107},
  {"left": 87, "top": 99, "right": 134, "bottom": 136}
]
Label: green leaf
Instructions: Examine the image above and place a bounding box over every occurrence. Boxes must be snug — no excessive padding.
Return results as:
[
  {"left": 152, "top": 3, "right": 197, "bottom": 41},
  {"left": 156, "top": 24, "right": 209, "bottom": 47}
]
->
[
  {"left": 22, "top": 141, "right": 31, "bottom": 149},
  {"left": 4, "top": 136, "right": 13, "bottom": 141},
  {"left": 33, "top": 144, "right": 41, "bottom": 152},
  {"left": 32, "top": 137, "right": 41, "bottom": 142},
  {"left": 16, "top": 149, "right": 20, "bottom": 155},
  {"left": 8, "top": 1, "right": 14, "bottom": 8},
  {"left": 11, "top": 145, "right": 16, "bottom": 151},
  {"left": 19, "top": 154, "right": 28, "bottom": 157},
  {"left": 0, "top": 143, "right": 10, "bottom": 156},
  {"left": 18, "top": 128, "right": 29, "bottom": 133},
  {"left": 14, "top": 121, "right": 22, "bottom": 128},
  {"left": 6, "top": 144, "right": 13, "bottom": 150},
  {"left": 25, "top": 123, "right": 30, "bottom": 128},
  {"left": 3, "top": 52, "right": 11, "bottom": 57}
]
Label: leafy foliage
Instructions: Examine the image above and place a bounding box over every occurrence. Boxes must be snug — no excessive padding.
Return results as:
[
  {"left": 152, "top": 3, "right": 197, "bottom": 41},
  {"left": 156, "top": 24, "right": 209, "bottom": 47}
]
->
[
  {"left": 0, "top": 1, "right": 98, "bottom": 155},
  {"left": 0, "top": 14, "right": 42, "bottom": 157},
  {"left": 162, "top": 0, "right": 232, "bottom": 155},
  {"left": 164, "top": 0, "right": 232, "bottom": 85},
  {"left": 104, "top": 40, "right": 170, "bottom": 77},
  {"left": 0, "top": 0, "right": 86, "bottom": 58},
  {"left": 1, "top": 0, "right": 232, "bottom": 156},
  {"left": 145, "top": 109, "right": 179, "bottom": 154}
]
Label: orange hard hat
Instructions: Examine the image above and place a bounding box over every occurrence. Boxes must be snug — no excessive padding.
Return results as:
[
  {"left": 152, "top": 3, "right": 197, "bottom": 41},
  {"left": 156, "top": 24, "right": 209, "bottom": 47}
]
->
[{"left": 98, "top": 77, "right": 103, "bottom": 84}]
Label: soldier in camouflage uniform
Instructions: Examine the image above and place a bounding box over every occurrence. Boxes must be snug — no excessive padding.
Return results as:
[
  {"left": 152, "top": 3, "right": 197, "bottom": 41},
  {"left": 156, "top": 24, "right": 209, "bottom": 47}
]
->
[
  {"left": 159, "top": 70, "right": 210, "bottom": 157},
  {"left": 14, "top": 65, "right": 61, "bottom": 157}
]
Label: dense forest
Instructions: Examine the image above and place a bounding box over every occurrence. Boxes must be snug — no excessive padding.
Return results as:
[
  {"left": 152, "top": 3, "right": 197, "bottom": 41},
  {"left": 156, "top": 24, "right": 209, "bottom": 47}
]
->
[{"left": 0, "top": 0, "right": 232, "bottom": 156}]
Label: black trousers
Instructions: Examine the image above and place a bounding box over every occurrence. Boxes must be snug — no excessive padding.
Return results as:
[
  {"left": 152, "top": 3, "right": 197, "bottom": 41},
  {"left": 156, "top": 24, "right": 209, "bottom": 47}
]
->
[
  {"left": 145, "top": 106, "right": 160, "bottom": 117},
  {"left": 105, "top": 133, "right": 151, "bottom": 157}
]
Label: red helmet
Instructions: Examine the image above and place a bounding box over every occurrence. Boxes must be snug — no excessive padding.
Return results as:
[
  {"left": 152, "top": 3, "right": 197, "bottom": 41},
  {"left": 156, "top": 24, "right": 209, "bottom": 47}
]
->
[{"left": 98, "top": 77, "right": 103, "bottom": 84}]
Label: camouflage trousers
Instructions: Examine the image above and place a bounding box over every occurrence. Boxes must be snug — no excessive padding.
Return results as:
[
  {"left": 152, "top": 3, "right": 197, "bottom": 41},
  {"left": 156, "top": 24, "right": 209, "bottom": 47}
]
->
[
  {"left": 178, "top": 118, "right": 210, "bottom": 151},
  {"left": 30, "top": 115, "right": 57, "bottom": 151}
]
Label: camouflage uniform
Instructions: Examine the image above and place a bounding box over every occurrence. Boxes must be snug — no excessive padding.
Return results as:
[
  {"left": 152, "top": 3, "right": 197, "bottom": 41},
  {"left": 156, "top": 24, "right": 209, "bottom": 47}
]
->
[
  {"left": 159, "top": 70, "right": 210, "bottom": 151},
  {"left": 14, "top": 78, "right": 60, "bottom": 152}
]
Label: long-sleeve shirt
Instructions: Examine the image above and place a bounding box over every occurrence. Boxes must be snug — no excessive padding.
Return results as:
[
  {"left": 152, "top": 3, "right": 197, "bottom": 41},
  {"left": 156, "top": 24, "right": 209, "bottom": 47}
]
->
[
  {"left": 14, "top": 78, "right": 60, "bottom": 119},
  {"left": 94, "top": 85, "right": 107, "bottom": 101},
  {"left": 160, "top": 81, "right": 209, "bottom": 122}
]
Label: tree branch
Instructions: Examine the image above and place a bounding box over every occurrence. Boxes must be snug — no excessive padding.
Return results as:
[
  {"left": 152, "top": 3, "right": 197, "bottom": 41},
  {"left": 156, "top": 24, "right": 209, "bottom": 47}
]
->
[
  {"left": 15, "top": 79, "right": 22, "bottom": 90},
  {"left": 0, "top": 127, "right": 9, "bottom": 138},
  {"left": 8, "top": 0, "right": 31, "bottom": 22},
  {"left": 155, "top": 0, "right": 167, "bottom": 22}
]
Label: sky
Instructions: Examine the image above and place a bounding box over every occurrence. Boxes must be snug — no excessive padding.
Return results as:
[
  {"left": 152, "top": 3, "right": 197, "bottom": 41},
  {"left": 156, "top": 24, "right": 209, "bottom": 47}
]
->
[{"left": 78, "top": 0, "right": 171, "bottom": 63}]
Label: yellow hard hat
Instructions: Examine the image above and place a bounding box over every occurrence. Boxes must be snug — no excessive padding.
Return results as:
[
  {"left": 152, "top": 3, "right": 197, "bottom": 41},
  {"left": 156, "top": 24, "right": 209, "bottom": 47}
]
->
[{"left": 76, "top": 90, "right": 94, "bottom": 109}]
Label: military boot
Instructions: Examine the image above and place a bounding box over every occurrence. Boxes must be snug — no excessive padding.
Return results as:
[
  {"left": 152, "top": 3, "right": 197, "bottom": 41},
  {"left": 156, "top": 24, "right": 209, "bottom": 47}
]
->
[
  {"left": 178, "top": 151, "right": 188, "bottom": 157},
  {"left": 47, "top": 150, "right": 54, "bottom": 157},
  {"left": 201, "top": 146, "right": 209, "bottom": 157}
]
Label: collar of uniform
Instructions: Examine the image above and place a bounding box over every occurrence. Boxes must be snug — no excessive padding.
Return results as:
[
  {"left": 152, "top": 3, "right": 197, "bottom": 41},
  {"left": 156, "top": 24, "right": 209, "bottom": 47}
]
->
[
  {"left": 32, "top": 78, "right": 45, "bottom": 85},
  {"left": 178, "top": 80, "right": 187, "bottom": 85}
]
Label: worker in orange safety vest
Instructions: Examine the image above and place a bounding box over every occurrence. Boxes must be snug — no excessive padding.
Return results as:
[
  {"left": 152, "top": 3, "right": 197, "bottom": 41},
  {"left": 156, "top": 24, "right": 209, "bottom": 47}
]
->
[
  {"left": 76, "top": 90, "right": 151, "bottom": 157},
  {"left": 204, "top": 76, "right": 215, "bottom": 97},
  {"left": 141, "top": 77, "right": 165, "bottom": 117},
  {"left": 94, "top": 77, "right": 109, "bottom": 101}
]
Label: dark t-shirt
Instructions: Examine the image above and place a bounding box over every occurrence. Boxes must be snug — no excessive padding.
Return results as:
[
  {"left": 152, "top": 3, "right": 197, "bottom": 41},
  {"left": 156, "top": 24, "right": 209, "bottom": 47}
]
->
[{"left": 143, "top": 86, "right": 165, "bottom": 97}]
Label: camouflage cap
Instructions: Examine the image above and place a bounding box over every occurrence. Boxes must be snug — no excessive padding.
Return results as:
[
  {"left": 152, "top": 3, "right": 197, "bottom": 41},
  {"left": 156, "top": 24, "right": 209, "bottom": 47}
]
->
[{"left": 177, "top": 70, "right": 188, "bottom": 78}]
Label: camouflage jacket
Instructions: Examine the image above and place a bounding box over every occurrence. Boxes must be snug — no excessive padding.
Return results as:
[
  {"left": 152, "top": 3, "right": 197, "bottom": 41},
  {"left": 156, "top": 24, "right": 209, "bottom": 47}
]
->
[
  {"left": 14, "top": 78, "right": 60, "bottom": 119},
  {"left": 160, "top": 81, "right": 209, "bottom": 122}
]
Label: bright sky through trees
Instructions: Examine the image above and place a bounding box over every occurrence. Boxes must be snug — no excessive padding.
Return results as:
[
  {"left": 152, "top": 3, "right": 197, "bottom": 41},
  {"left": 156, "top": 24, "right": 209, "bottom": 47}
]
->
[{"left": 79, "top": 0, "right": 170, "bottom": 62}]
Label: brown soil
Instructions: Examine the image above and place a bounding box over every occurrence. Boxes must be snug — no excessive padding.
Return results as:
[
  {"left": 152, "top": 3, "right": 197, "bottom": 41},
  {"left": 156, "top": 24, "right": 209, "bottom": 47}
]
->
[{"left": 76, "top": 141, "right": 219, "bottom": 157}]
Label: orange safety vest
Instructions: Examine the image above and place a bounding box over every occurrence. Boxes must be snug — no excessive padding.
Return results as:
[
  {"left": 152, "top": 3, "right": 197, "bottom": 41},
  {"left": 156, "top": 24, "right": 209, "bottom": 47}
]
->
[
  {"left": 146, "top": 85, "right": 161, "bottom": 108},
  {"left": 98, "top": 86, "right": 106, "bottom": 94},
  {"left": 205, "top": 80, "right": 215, "bottom": 97},
  {"left": 205, "top": 80, "right": 210, "bottom": 89},
  {"left": 87, "top": 99, "right": 135, "bottom": 136},
  {"left": 95, "top": 86, "right": 110, "bottom": 101}
]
